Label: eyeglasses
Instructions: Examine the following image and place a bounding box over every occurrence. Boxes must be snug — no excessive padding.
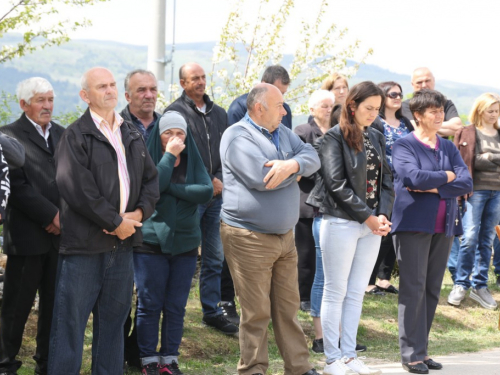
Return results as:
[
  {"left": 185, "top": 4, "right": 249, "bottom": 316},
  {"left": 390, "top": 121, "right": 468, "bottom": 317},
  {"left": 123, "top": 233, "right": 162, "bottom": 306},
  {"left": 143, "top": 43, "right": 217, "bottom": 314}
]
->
[{"left": 387, "top": 92, "right": 403, "bottom": 99}]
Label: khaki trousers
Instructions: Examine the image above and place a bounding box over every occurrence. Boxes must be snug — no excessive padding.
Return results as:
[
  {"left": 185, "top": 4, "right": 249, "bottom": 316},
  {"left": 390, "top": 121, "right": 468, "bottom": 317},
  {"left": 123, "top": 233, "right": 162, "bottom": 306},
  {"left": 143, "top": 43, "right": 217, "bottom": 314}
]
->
[{"left": 220, "top": 222, "right": 311, "bottom": 375}]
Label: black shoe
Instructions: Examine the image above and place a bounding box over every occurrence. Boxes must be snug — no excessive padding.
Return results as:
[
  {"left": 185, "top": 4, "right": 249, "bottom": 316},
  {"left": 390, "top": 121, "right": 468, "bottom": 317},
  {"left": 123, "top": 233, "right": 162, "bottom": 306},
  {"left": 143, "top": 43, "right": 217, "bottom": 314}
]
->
[
  {"left": 125, "top": 352, "right": 142, "bottom": 369},
  {"left": 377, "top": 284, "right": 399, "bottom": 294},
  {"left": 311, "top": 338, "right": 324, "bottom": 353},
  {"left": 220, "top": 301, "right": 240, "bottom": 325},
  {"left": 165, "top": 360, "right": 184, "bottom": 375},
  {"left": 203, "top": 314, "right": 239, "bottom": 335},
  {"left": 141, "top": 362, "right": 160, "bottom": 375},
  {"left": 365, "top": 286, "right": 386, "bottom": 296},
  {"left": 302, "top": 369, "right": 319, "bottom": 375},
  {"left": 496, "top": 275, "right": 500, "bottom": 288},
  {"left": 402, "top": 362, "right": 429, "bottom": 374},
  {"left": 423, "top": 358, "right": 442, "bottom": 370},
  {"left": 300, "top": 301, "right": 311, "bottom": 312},
  {"left": 356, "top": 343, "right": 367, "bottom": 352},
  {"left": 338, "top": 340, "right": 367, "bottom": 352}
]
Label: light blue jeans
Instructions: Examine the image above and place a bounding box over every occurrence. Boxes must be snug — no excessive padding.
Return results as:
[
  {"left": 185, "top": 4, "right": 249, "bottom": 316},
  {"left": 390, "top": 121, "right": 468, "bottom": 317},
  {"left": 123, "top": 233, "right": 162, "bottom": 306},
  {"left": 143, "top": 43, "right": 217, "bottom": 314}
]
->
[
  {"left": 320, "top": 215, "right": 381, "bottom": 362},
  {"left": 310, "top": 215, "right": 324, "bottom": 318},
  {"left": 455, "top": 190, "right": 500, "bottom": 289}
]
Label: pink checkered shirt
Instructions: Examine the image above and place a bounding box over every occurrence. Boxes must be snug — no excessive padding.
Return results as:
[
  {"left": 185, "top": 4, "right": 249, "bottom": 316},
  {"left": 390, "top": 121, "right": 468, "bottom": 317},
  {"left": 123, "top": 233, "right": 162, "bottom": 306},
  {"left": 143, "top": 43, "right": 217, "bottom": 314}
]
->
[{"left": 90, "top": 110, "right": 130, "bottom": 214}]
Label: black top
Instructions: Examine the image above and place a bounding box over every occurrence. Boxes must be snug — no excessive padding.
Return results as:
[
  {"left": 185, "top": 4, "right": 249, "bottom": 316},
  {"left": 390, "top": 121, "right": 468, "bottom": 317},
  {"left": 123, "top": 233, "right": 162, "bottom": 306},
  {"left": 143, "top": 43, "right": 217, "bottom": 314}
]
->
[
  {"left": 401, "top": 99, "right": 459, "bottom": 122},
  {"left": 165, "top": 91, "right": 228, "bottom": 182}
]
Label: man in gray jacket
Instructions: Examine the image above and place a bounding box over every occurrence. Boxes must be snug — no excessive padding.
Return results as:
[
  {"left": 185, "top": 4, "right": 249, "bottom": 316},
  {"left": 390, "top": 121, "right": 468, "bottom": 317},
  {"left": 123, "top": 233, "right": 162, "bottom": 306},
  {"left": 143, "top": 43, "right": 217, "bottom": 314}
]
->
[{"left": 219, "top": 83, "right": 320, "bottom": 375}]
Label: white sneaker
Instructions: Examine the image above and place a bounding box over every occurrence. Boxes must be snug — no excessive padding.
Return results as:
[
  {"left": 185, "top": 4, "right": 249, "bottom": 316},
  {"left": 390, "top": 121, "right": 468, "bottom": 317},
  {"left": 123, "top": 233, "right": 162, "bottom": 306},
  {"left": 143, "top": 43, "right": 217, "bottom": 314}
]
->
[
  {"left": 323, "top": 357, "right": 359, "bottom": 375},
  {"left": 345, "top": 357, "right": 381, "bottom": 375},
  {"left": 448, "top": 284, "right": 467, "bottom": 306}
]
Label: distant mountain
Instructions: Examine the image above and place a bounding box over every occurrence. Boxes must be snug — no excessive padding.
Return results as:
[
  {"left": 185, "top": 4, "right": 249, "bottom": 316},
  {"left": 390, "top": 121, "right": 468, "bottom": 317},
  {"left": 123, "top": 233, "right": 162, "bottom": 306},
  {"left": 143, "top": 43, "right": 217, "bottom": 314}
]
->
[{"left": 1, "top": 34, "right": 498, "bottom": 125}]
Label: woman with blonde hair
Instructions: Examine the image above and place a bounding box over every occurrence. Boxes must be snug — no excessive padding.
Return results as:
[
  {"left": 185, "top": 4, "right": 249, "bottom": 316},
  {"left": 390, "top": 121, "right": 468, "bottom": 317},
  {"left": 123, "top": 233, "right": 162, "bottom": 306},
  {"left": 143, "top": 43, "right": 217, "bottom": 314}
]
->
[
  {"left": 321, "top": 73, "right": 349, "bottom": 105},
  {"left": 448, "top": 92, "right": 500, "bottom": 311}
]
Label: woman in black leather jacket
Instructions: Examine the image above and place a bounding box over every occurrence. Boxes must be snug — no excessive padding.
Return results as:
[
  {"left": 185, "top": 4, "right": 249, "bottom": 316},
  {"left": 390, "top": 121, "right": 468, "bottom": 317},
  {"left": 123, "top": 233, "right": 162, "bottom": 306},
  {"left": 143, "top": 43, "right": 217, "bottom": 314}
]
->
[
  {"left": 366, "top": 81, "right": 414, "bottom": 296},
  {"left": 317, "top": 81, "right": 394, "bottom": 375}
]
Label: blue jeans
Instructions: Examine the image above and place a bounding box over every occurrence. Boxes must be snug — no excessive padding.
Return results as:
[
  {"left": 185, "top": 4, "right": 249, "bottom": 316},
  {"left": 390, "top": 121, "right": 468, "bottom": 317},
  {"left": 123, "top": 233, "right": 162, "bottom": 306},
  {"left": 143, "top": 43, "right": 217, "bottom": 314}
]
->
[
  {"left": 455, "top": 190, "right": 500, "bottom": 289},
  {"left": 494, "top": 233, "right": 500, "bottom": 276},
  {"left": 198, "top": 196, "right": 224, "bottom": 317},
  {"left": 320, "top": 215, "right": 381, "bottom": 362},
  {"left": 48, "top": 246, "right": 134, "bottom": 375},
  {"left": 447, "top": 203, "right": 465, "bottom": 282},
  {"left": 310, "top": 215, "right": 324, "bottom": 318},
  {"left": 133, "top": 252, "right": 197, "bottom": 362}
]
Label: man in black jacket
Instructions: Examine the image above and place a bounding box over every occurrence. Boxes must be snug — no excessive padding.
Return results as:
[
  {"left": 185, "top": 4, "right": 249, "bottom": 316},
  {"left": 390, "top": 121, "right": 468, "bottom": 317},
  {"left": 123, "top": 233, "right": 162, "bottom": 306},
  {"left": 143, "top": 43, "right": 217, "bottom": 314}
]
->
[
  {"left": 165, "top": 62, "right": 237, "bottom": 335},
  {"left": 0, "top": 77, "right": 64, "bottom": 375},
  {"left": 48, "top": 67, "right": 159, "bottom": 374},
  {"left": 120, "top": 69, "right": 160, "bottom": 143}
]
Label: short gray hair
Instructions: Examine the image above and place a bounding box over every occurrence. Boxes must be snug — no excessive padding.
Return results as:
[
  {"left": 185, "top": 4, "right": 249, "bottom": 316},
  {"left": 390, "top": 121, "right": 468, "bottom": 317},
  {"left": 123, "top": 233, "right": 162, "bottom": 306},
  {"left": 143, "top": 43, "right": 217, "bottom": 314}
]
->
[
  {"left": 16, "top": 77, "right": 54, "bottom": 104},
  {"left": 308, "top": 90, "right": 335, "bottom": 110},
  {"left": 124, "top": 69, "right": 156, "bottom": 94},
  {"left": 247, "top": 86, "right": 269, "bottom": 111}
]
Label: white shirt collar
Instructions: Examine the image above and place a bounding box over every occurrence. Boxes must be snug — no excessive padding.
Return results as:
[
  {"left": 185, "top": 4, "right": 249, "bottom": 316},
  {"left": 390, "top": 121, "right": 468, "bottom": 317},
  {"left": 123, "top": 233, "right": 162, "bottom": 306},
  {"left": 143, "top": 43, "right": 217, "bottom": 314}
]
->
[{"left": 26, "top": 115, "right": 52, "bottom": 147}]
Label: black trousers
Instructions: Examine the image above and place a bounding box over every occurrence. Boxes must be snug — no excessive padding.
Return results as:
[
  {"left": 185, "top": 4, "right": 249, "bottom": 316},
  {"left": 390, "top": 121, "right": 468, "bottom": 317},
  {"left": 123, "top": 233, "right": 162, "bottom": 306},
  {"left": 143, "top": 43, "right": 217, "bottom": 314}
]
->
[
  {"left": 369, "top": 232, "right": 397, "bottom": 285},
  {"left": 123, "top": 296, "right": 140, "bottom": 367},
  {"left": 294, "top": 218, "right": 316, "bottom": 302},
  {"left": 220, "top": 257, "right": 235, "bottom": 302},
  {"left": 0, "top": 247, "right": 58, "bottom": 374},
  {"left": 393, "top": 232, "right": 452, "bottom": 363}
]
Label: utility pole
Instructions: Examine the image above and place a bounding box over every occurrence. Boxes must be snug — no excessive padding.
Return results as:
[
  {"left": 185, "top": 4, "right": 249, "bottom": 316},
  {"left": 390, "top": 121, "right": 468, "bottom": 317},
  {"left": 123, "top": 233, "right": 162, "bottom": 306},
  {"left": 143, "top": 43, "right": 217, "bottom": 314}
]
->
[
  {"left": 148, "top": 0, "right": 167, "bottom": 93},
  {"left": 147, "top": 0, "right": 176, "bottom": 98}
]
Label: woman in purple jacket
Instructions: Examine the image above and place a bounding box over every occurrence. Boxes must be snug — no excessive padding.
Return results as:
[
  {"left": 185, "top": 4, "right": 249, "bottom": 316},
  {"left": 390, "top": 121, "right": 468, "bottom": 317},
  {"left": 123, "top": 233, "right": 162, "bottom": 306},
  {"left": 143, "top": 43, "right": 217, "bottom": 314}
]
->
[{"left": 391, "top": 89, "right": 472, "bottom": 374}]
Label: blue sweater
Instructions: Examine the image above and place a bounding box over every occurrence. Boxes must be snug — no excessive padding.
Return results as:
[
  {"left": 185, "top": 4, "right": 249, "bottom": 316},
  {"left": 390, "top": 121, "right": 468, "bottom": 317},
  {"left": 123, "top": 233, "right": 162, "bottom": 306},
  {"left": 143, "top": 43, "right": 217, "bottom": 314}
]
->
[
  {"left": 220, "top": 118, "right": 320, "bottom": 234},
  {"left": 227, "top": 93, "right": 293, "bottom": 129},
  {"left": 391, "top": 133, "right": 473, "bottom": 237}
]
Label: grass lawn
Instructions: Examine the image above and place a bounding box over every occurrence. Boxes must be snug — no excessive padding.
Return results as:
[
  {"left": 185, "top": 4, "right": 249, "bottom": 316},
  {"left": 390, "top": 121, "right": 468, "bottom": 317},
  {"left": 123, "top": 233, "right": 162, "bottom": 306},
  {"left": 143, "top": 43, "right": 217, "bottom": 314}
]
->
[{"left": 13, "top": 268, "right": 500, "bottom": 375}]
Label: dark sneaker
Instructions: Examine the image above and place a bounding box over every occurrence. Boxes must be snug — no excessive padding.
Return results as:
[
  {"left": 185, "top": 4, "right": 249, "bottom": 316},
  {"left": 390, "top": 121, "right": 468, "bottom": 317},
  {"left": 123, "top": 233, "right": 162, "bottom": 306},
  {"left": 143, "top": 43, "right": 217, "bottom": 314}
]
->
[
  {"left": 356, "top": 343, "right": 367, "bottom": 352},
  {"left": 220, "top": 301, "right": 240, "bottom": 325},
  {"left": 165, "top": 360, "right": 184, "bottom": 375},
  {"left": 158, "top": 363, "right": 173, "bottom": 374},
  {"left": 311, "top": 338, "right": 324, "bottom": 353},
  {"left": 202, "top": 314, "right": 239, "bottom": 335},
  {"left": 300, "top": 301, "right": 311, "bottom": 312},
  {"left": 142, "top": 362, "right": 160, "bottom": 375}
]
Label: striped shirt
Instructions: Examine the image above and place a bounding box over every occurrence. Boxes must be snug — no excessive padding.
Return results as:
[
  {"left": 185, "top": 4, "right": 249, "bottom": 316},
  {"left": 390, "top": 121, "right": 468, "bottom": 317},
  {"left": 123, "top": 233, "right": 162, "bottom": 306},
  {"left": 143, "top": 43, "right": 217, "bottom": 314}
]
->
[{"left": 90, "top": 110, "right": 130, "bottom": 213}]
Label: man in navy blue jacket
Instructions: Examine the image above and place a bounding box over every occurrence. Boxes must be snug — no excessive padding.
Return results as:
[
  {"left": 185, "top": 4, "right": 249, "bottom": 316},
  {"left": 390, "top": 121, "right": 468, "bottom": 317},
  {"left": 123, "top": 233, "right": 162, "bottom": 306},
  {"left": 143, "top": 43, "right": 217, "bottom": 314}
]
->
[{"left": 227, "top": 65, "right": 293, "bottom": 128}]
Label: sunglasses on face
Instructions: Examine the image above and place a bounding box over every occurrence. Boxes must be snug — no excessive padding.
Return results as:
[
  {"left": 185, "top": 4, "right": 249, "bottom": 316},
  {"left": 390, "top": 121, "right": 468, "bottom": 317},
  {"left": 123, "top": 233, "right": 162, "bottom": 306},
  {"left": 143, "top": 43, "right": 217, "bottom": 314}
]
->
[{"left": 387, "top": 92, "right": 403, "bottom": 99}]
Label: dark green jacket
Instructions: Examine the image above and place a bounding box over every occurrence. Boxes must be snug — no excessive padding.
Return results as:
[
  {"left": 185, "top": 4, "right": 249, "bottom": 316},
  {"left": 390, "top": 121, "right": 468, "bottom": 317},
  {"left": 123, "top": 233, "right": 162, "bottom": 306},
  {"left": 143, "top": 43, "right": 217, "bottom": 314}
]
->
[{"left": 141, "top": 122, "right": 213, "bottom": 255}]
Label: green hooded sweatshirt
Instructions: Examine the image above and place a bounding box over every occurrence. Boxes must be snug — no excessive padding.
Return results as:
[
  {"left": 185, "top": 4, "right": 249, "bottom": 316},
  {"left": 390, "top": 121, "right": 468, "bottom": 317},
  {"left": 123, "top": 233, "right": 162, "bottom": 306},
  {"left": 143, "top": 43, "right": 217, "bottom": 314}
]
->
[{"left": 141, "top": 122, "right": 213, "bottom": 255}]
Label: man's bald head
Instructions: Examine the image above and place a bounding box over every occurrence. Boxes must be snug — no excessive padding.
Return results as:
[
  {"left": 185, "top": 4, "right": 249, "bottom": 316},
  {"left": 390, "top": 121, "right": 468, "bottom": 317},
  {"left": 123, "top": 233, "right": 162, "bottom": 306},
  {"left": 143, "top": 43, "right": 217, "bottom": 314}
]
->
[
  {"left": 179, "top": 62, "right": 206, "bottom": 101},
  {"left": 247, "top": 83, "right": 286, "bottom": 132},
  {"left": 411, "top": 67, "right": 435, "bottom": 92},
  {"left": 79, "top": 67, "right": 118, "bottom": 114}
]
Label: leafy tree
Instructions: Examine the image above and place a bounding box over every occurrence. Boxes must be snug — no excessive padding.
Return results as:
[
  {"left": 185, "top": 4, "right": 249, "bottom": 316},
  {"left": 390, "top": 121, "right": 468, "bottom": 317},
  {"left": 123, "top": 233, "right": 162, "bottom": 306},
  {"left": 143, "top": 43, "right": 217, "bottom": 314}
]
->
[
  {"left": 0, "top": 0, "right": 108, "bottom": 64},
  {"left": 198, "top": 0, "right": 373, "bottom": 113}
]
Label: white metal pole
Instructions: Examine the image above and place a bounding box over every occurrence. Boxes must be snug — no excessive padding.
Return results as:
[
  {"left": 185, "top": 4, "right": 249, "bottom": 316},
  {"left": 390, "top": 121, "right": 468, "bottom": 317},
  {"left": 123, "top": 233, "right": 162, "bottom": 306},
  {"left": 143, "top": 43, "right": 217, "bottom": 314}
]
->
[{"left": 148, "top": 0, "right": 167, "bottom": 94}]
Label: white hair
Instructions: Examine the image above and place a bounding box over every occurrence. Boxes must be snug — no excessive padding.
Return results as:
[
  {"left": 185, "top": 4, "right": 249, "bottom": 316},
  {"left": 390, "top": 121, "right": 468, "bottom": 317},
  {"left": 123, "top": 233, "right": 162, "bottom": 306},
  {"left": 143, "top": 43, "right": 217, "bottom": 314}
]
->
[
  {"left": 16, "top": 77, "right": 54, "bottom": 104},
  {"left": 81, "top": 70, "right": 90, "bottom": 91},
  {"left": 308, "top": 90, "right": 335, "bottom": 110}
]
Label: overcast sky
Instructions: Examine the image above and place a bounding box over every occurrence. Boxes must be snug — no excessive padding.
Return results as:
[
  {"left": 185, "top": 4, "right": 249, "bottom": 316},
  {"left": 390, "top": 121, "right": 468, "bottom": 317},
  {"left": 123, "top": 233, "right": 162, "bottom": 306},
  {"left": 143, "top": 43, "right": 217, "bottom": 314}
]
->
[{"left": 5, "top": 0, "right": 499, "bottom": 89}]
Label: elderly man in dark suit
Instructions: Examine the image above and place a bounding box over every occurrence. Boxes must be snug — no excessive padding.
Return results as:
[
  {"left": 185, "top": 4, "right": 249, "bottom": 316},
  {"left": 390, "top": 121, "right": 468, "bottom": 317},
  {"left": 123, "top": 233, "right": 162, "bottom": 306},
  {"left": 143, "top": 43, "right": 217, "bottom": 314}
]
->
[{"left": 0, "top": 77, "right": 64, "bottom": 375}]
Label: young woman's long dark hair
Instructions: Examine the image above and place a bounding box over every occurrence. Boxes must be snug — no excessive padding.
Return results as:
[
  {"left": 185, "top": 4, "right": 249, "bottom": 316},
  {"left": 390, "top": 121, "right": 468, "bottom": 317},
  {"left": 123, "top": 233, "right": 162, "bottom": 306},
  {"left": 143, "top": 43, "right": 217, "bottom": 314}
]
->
[{"left": 339, "top": 81, "right": 384, "bottom": 152}]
